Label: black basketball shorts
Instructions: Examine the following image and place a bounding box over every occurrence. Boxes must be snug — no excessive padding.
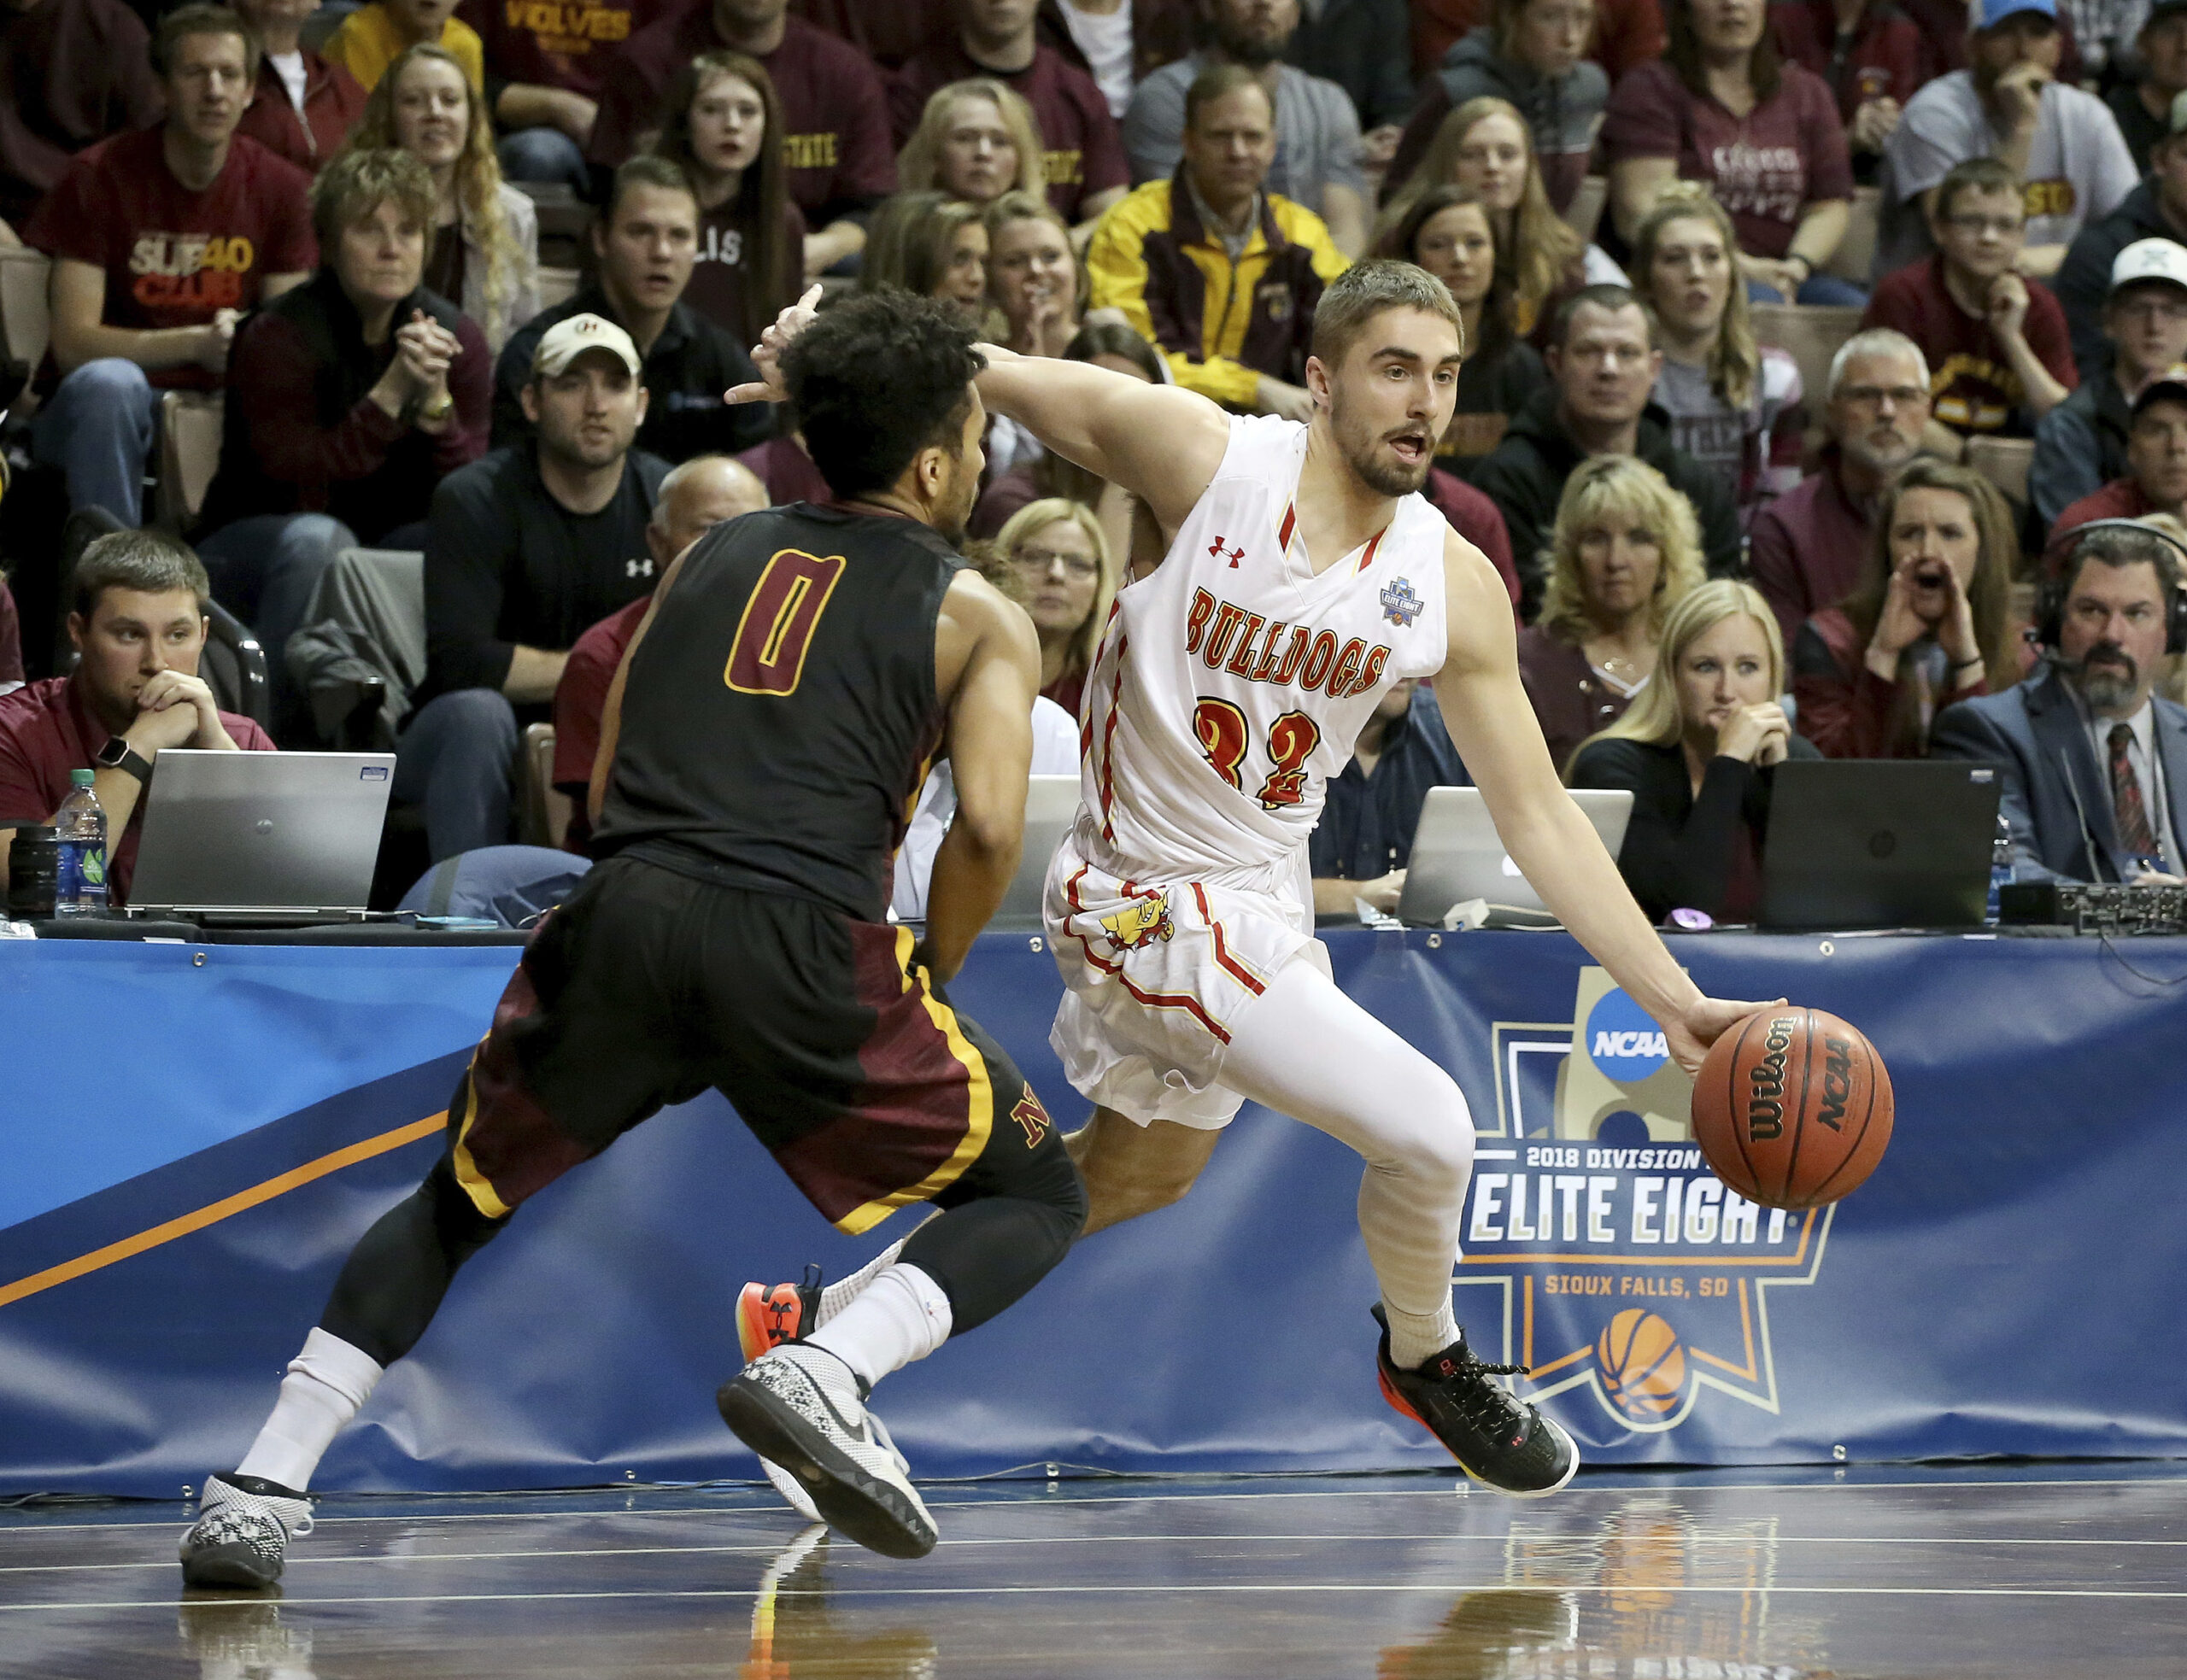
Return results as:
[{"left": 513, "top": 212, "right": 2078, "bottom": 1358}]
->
[{"left": 443, "top": 855, "right": 1055, "bottom": 1233}]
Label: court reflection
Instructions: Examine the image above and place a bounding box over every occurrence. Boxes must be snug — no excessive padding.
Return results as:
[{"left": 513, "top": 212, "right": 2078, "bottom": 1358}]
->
[
  {"left": 741, "top": 1526, "right": 937, "bottom": 1680},
  {"left": 178, "top": 1596, "right": 316, "bottom": 1678},
  {"left": 1380, "top": 1495, "right": 1834, "bottom": 1678}
]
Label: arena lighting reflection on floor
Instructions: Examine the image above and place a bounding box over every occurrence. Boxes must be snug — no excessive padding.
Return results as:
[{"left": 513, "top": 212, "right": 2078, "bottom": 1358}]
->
[{"left": 5, "top": 1465, "right": 2184, "bottom": 1678}]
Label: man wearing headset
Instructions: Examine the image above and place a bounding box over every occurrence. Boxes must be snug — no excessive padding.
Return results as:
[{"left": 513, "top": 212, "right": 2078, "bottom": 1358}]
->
[{"left": 1933, "top": 518, "right": 2187, "bottom": 883}]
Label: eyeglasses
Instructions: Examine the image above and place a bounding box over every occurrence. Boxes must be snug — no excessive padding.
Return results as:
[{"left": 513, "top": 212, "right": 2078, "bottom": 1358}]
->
[
  {"left": 1011, "top": 547, "right": 1100, "bottom": 579},
  {"left": 1943, "top": 214, "right": 2026, "bottom": 237},
  {"left": 2114, "top": 296, "right": 2187, "bottom": 324},
  {"left": 1837, "top": 384, "right": 1929, "bottom": 410}
]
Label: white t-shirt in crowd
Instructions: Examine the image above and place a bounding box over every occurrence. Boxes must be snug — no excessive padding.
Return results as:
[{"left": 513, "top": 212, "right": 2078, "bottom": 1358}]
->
[
  {"left": 1879, "top": 71, "right": 2139, "bottom": 272},
  {"left": 268, "top": 50, "right": 309, "bottom": 113},
  {"left": 1058, "top": 0, "right": 1135, "bottom": 120},
  {"left": 891, "top": 695, "right": 1081, "bottom": 921}
]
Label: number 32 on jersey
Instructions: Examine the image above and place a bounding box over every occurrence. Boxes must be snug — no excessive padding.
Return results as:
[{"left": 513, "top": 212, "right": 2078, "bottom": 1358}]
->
[{"left": 1193, "top": 699, "right": 1320, "bottom": 811}]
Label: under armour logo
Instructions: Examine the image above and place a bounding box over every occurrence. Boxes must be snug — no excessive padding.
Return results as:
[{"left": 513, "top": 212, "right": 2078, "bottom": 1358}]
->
[
  {"left": 1209, "top": 536, "right": 1244, "bottom": 568},
  {"left": 626, "top": 558, "right": 655, "bottom": 578}
]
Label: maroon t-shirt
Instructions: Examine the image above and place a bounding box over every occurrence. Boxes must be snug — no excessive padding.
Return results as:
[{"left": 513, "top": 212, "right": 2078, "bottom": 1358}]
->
[
  {"left": 24, "top": 129, "right": 317, "bottom": 391},
  {"left": 791, "top": 0, "right": 942, "bottom": 67},
  {"left": 1862, "top": 255, "right": 2078, "bottom": 436},
  {"left": 888, "top": 39, "right": 1129, "bottom": 221},
  {"left": 1771, "top": 0, "right": 1932, "bottom": 121},
  {"left": 0, "top": 0, "right": 164, "bottom": 226},
  {"left": 0, "top": 673, "right": 276, "bottom": 904},
  {"left": 684, "top": 194, "right": 808, "bottom": 348},
  {"left": 586, "top": 12, "right": 895, "bottom": 226},
  {"left": 550, "top": 591, "right": 646, "bottom": 850},
  {"left": 459, "top": 0, "right": 667, "bottom": 100},
  {"left": 736, "top": 434, "right": 833, "bottom": 505},
  {"left": 1601, "top": 59, "right": 1854, "bottom": 257},
  {"left": 0, "top": 577, "right": 21, "bottom": 690}
]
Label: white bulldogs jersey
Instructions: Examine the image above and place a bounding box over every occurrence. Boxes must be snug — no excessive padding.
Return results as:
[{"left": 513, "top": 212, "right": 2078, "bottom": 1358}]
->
[{"left": 1076, "top": 414, "right": 1450, "bottom": 878}]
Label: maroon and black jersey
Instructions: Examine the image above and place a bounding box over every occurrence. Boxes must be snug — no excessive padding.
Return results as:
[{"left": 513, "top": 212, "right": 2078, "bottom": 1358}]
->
[{"left": 594, "top": 504, "right": 961, "bottom": 922}]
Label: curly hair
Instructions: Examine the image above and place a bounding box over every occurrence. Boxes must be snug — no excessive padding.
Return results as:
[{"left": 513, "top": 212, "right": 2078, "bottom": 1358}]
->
[
  {"left": 783, "top": 292, "right": 985, "bottom": 496},
  {"left": 1537, "top": 456, "right": 1708, "bottom": 648},
  {"left": 309, "top": 148, "right": 440, "bottom": 270},
  {"left": 348, "top": 44, "right": 524, "bottom": 347}
]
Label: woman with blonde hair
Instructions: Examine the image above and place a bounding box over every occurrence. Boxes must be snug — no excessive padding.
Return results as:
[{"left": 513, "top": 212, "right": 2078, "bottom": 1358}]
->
[
  {"left": 349, "top": 42, "right": 539, "bottom": 352},
  {"left": 1792, "top": 460, "right": 2026, "bottom": 759},
  {"left": 897, "top": 80, "right": 1047, "bottom": 209},
  {"left": 1568, "top": 579, "right": 1821, "bottom": 922},
  {"left": 1376, "top": 96, "right": 1621, "bottom": 341},
  {"left": 859, "top": 192, "right": 993, "bottom": 318},
  {"left": 1630, "top": 186, "right": 1803, "bottom": 520},
  {"left": 1520, "top": 457, "right": 1709, "bottom": 771},
  {"left": 994, "top": 495, "right": 1117, "bottom": 717}
]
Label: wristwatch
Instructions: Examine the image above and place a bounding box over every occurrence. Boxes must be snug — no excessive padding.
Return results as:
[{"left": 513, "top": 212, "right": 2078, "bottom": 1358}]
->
[{"left": 95, "top": 735, "right": 154, "bottom": 786}]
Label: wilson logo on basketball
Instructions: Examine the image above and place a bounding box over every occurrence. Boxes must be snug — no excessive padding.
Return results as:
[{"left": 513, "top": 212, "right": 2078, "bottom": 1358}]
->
[{"left": 1456, "top": 970, "right": 1888, "bottom": 1436}]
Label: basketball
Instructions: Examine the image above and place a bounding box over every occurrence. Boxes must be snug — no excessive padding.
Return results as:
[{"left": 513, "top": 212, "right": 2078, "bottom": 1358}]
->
[
  {"left": 1598, "top": 1309, "right": 1686, "bottom": 1420},
  {"left": 1691, "top": 1008, "right": 1893, "bottom": 1209}
]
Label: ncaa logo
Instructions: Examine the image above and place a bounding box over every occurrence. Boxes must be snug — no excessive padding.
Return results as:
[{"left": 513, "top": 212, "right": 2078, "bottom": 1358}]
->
[{"left": 1585, "top": 989, "right": 1669, "bottom": 1082}]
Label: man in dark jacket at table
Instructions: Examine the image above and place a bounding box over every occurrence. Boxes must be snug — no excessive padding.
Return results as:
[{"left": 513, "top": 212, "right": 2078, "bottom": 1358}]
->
[{"left": 1468, "top": 286, "right": 1743, "bottom": 618}]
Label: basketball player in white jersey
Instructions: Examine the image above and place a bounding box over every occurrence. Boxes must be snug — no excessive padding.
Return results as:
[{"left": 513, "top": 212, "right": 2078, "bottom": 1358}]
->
[{"left": 728, "top": 263, "right": 1774, "bottom": 1497}]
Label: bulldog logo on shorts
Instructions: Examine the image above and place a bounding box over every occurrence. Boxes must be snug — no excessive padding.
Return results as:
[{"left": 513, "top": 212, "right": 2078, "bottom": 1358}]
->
[{"left": 1099, "top": 893, "right": 1174, "bottom": 951}]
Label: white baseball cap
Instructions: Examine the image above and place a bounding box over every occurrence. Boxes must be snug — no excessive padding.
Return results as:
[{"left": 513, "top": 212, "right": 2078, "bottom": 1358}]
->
[
  {"left": 2111, "top": 238, "right": 2187, "bottom": 299},
  {"left": 531, "top": 313, "right": 643, "bottom": 379}
]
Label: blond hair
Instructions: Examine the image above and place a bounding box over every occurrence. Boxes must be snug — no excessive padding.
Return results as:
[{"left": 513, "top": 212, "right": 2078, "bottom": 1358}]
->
[
  {"left": 1537, "top": 457, "right": 1707, "bottom": 648},
  {"left": 994, "top": 496, "right": 1117, "bottom": 689},
  {"left": 897, "top": 80, "right": 1047, "bottom": 200},
  {"left": 349, "top": 43, "right": 524, "bottom": 347},
  {"left": 1632, "top": 184, "right": 1762, "bottom": 413},
  {"left": 1570, "top": 579, "right": 1785, "bottom": 770},
  {"left": 1377, "top": 97, "right": 1582, "bottom": 338}
]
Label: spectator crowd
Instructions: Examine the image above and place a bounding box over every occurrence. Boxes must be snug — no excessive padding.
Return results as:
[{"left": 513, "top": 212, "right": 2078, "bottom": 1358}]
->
[{"left": 2, "top": 0, "right": 2185, "bottom": 922}]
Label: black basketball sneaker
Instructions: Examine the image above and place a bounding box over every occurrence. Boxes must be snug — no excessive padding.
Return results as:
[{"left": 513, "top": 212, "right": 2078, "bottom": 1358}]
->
[
  {"left": 1370, "top": 1305, "right": 1579, "bottom": 1496},
  {"left": 178, "top": 1472, "right": 314, "bottom": 1587}
]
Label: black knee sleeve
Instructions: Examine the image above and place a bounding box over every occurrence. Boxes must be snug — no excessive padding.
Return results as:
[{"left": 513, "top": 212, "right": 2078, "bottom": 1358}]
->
[
  {"left": 318, "top": 1154, "right": 507, "bottom": 1368},
  {"left": 900, "top": 1110, "right": 1086, "bottom": 1335}
]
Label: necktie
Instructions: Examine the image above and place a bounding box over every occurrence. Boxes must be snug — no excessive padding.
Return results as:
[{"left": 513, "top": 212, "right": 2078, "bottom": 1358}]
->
[{"left": 2109, "top": 723, "right": 2159, "bottom": 861}]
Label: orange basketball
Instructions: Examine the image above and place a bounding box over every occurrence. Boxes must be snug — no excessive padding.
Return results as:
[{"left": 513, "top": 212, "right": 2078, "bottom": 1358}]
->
[
  {"left": 1598, "top": 1309, "right": 1685, "bottom": 1420},
  {"left": 1691, "top": 1007, "right": 1893, "bottom": 1209}
]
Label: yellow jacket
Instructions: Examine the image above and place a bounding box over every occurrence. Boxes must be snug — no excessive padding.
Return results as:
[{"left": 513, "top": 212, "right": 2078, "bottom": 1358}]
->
[
  {"left": 1086, "top": 175, "right": 1350, "bottom": 407},
  {"left": 325, "top": 5, "right": 485, "bottom": 93}
]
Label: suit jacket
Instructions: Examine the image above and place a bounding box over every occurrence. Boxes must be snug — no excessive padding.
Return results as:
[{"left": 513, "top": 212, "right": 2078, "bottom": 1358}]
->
[{"left": 1930, "top": 664, "right": 2187, "bottom": 882}]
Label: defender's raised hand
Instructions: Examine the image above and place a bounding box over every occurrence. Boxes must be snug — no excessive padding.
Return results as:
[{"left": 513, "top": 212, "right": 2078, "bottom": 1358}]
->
[{"left": 726, "top": 284, "right": 825, "bottom": 406}]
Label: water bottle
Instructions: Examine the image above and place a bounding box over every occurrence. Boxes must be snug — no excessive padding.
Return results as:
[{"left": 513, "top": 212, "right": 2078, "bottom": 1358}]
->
[
  {"left": 54, "top": 768, "right": 108, "bottom": 916},
  {"left": 1986, "top": 811, "right": 2014, "bottom": 924}
]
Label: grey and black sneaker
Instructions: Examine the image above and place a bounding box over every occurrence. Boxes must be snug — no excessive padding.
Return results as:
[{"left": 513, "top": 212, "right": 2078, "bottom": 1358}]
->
[
  {"left": 1371, "top": 1305, "right": 1579, "bottom": 1497},
  {"left": 717, "top": 1345, "right": 938, "bottom": 1560},
  {"left": 179, "top": 1472, "right": 314, "bottom": 1588}
]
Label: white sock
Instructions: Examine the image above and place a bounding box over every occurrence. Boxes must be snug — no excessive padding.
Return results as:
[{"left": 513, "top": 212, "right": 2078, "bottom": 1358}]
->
[
  {"left": 1383, "top": 1297, "right": 1462, "bottom": 1372},
  {"left": 234, "top": 1327, "right": 384, "bottom": 1492},
  {"left": 818, "top": 1238, "right": 906, "bottom": 1326},
  {"left": 804, "top": 1262, "right": 952, "bottom": 1389}
]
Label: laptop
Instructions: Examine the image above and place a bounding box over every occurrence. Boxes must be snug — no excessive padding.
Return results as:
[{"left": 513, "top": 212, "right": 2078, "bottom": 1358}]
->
[
  {"left": 986, "top": 774, "right": 1082, "bottom": 931},
  {"left": 1397, "top": 787, "right": 1634, "bottom": 926},
  {"left": 126, "top": 749, "right": 396, "bottom": 919},
  {"left": 1759, "top": 760, "right": 2000, "bottom": 931}
]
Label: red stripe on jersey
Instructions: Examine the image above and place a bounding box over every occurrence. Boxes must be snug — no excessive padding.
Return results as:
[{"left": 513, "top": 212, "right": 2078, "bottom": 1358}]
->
[
  {"left": 1193, "top": 882, "right": 1267, "bottom": 997},
  {"left": 1357, "top": 529, "right": 1384, "bottom": 573},
  {"left": 1062, "top": 868, "right": 1230, "bottom": 1042},
  {"left": 1097, "top": 632, "right": 1128, "bottom": 842},
  {"left": 1277, "top": 502, "right": 1296, "bottom": 555}
]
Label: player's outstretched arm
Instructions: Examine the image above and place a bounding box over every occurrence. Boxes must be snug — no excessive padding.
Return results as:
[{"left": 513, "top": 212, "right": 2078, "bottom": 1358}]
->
[
  {"left": 1427, "top": 532, "right": 1780, "bottom": 1073},
  {"left": 971, "top": 344, "right": 1231, "bottom": 532},
  {"left": 921, "top": 570, "right": 1043, "bottom": 983}
]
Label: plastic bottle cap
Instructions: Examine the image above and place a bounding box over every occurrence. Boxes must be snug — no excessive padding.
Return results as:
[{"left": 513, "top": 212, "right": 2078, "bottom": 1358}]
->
[{"left": 70, "top": 768, "right": 94, "bottom": 787}]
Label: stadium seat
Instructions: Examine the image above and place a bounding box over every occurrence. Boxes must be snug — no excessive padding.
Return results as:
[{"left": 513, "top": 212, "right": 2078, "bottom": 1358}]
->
[
  {"left": 537, "top": 266, "right": 581, "bottom": 310},
  {"left": 509, "top": 181, "right": 591, "bottom": 270},
  {"left": 0, "top": 246, "right": 52, "bottom": 402},
  {"left": 1967, "top": 435, "right": 2034, "bottom": 511},
  {"left": 1826, "top": 186, "right": 1880, "bottom": 285},
  {"left": 1563, "top": 175, "right": 1607, "bottom": 245},
  {"left": 519, "top": 722, "right": 572, "bottom": 851},
  {"left": 1750, "top": 304, "right": 1863, "bottom": 411},
  {"left": 154, "top": 389, "right": 222, "bottom": 535}
]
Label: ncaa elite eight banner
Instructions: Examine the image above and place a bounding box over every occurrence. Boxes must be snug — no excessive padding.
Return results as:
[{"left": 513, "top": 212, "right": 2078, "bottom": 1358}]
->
[{"left": 3, "top": 929, "right": 2185, "bottom": 1492}]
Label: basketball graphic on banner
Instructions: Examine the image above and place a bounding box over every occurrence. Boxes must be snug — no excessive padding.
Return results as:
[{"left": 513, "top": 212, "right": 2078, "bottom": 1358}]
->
[{"left": 1597, "top": 1309, "right": 1687, "bottom": 1421}]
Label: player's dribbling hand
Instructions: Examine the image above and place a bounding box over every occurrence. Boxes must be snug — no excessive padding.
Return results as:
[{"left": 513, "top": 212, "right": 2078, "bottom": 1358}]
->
[
  {"left": 725, "top": 284, "right": 824, "bottom": 406},
  {"left": 1666, "top": 995, "right": 1785, "bottom": 1076}
]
